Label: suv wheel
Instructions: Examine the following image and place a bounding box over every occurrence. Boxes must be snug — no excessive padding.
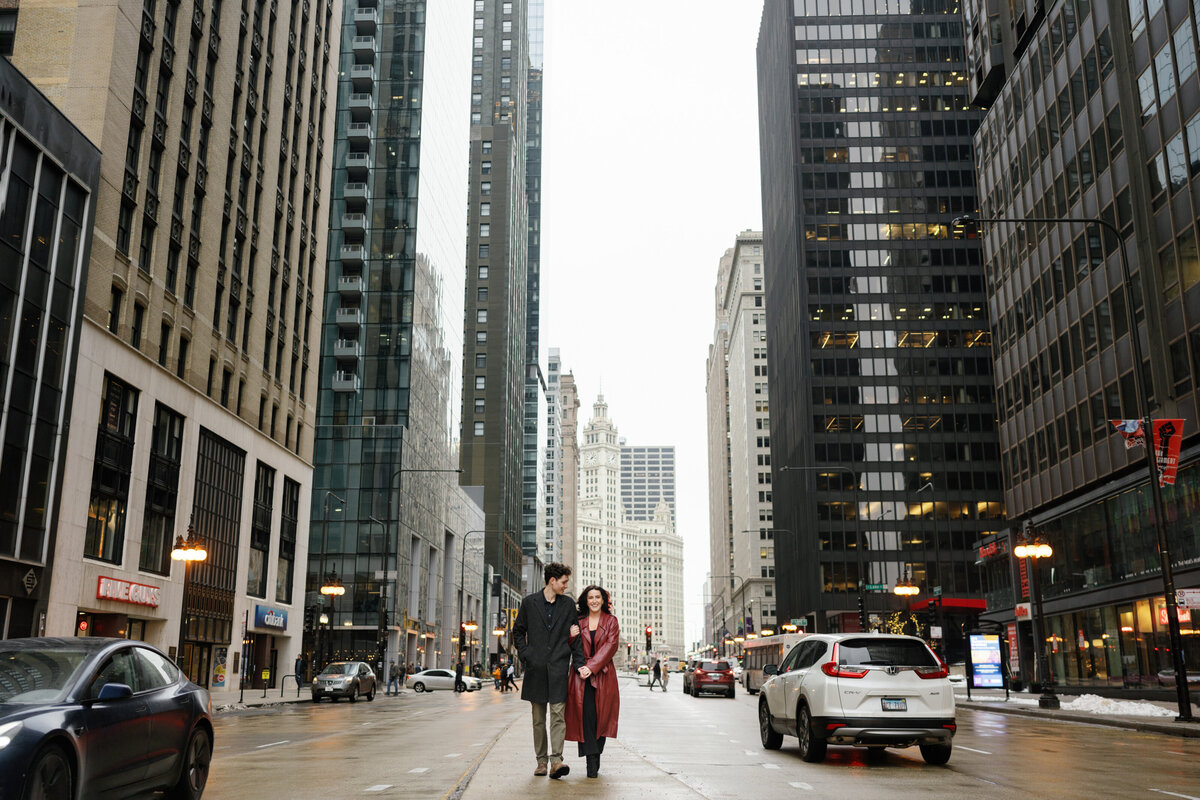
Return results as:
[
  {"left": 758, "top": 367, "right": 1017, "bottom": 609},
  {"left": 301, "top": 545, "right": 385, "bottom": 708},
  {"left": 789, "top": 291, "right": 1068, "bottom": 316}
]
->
[
  {"left": 759, "top": 700, "right": 783, "bottom": 750},
  {"left": 797, "top": 704, "right": 826, "bottom": 763},
  {"left": 919, "top": 743, "right": 952, "bottom": 765},
  {"left": 349, "top": 684, "right": 360, "bottom": 703},
  {"left": 366, "top": 684, "right": 376, "bottom": 701}
]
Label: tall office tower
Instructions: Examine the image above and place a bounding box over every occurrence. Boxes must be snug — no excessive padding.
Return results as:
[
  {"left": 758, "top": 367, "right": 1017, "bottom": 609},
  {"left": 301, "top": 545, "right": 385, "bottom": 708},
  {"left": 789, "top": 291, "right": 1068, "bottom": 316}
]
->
[
  {"left": 459, "top": 0, "right": 529, "bottom": 618},
  {"left": 576, "top": 394, "right": 641, "bottom": 656},
  {"left": 756, "top": 0, "right": 1005, "bottom": 652},
  {"left": 521, "top": 0, "right": 544, "bottom": 559},
  {"left": 309, "top": 1, "right": 486, "bottom": 674},
  {"left": 559, "top": 371, "right": 580, "bottom": 570},
  {"left": 705, "top": 231, "right": 777, "bottom": 643},
  {"left": 639, "top": 502, "right": 685, "bottom": 659},
  {"left": 12, "top": 0, "right": 338, "bottom": 696},
  {"left": 0, "top": 56, "right": 100, "bottom": 639},
  {"left": 964, "top": 0, "right": 1200, "bottom": 691},
  {"left": 620, "top": 446, "right": 676, "bottom": 525},
  {"left": 542, "top": 347, "right": 564, "bottom": 563}
]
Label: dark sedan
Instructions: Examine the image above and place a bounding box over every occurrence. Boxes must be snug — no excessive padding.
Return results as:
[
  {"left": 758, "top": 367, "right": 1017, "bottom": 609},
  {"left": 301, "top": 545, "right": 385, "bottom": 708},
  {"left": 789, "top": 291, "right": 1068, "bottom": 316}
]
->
[{"left": 0, "top": 637, "right": 213, "bottom": 800}]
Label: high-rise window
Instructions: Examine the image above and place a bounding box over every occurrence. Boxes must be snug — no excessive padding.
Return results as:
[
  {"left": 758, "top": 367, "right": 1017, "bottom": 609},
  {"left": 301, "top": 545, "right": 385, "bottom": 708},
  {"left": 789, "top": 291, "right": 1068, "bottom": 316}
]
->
[
  {"left": 85, "top": 375, "right": 139, "bottom": 563},
  {"left": 277, "top": 477, "right": 299, "bottom": 603},
  {"left": 139, "top": 403, "right": 184, "bottom": 575},
  {"left": 247, "top": 461, "right": 275, "bottom": 598}
]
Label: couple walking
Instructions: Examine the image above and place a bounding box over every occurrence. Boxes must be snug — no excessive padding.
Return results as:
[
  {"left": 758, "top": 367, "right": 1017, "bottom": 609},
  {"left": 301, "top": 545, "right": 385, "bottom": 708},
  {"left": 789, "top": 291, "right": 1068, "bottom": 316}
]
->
[{"left": 512, "top": 562, "right": 620, "bottom": 780}]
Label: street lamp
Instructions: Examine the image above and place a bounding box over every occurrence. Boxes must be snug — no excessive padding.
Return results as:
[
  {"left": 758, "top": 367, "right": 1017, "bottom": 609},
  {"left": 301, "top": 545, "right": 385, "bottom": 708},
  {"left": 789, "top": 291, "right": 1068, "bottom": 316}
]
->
[
  {"left": 954, "top": 212, "right": 1192, "bottom": 720},
  {"left": 463, "top": 620, "right": 479, "bottom": 666},
  {"left": 1014, "top": 527, "right": 1059, "bottom": 710},
  {"left": 171, "top": 518, "right": 208, "bottom": 673},
  {"left": 780, "top": 465, "right": 866, "bottom": 630},
  {"left": 711, "top": 574, "right": 748, "bottom": 643},
  {"left": 458, "top": 530, "right": 495, "bottom": 663},
  {"left": 893, "top": 572, "right": 920, "bottom": 597}
]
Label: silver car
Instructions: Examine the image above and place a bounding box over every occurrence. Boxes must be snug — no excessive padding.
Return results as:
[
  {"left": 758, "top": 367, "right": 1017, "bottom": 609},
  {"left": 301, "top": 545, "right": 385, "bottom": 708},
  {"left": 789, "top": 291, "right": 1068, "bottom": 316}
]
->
[
  {"left": 311, "top": 661, "right": 377, "bottom": 702},
  {"left": 405, "top": 668, "right": 483, "bottom": 692}
]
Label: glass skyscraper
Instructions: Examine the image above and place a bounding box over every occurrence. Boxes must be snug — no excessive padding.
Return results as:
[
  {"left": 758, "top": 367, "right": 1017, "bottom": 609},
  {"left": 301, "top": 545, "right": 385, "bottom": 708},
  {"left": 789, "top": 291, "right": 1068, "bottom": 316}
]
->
[{"left": 757, "top": 0, "right": 1005, "bottom": 655}]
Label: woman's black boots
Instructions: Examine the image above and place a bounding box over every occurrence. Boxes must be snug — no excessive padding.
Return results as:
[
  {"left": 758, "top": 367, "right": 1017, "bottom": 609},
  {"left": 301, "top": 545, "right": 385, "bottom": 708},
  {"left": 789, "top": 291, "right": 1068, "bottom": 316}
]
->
[{"left": 586, "top": 754, "right": 600, "bottom": 778}]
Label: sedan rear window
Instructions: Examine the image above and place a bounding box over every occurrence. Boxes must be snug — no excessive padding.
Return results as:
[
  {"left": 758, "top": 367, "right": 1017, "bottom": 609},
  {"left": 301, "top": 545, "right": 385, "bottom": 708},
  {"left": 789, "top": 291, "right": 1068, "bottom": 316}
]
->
[
  {"left": 699, "top": 661, "right": 730, "bottom": 671},
  {"left": 838, "top": 639, "right": 937, "bottom": 667}
]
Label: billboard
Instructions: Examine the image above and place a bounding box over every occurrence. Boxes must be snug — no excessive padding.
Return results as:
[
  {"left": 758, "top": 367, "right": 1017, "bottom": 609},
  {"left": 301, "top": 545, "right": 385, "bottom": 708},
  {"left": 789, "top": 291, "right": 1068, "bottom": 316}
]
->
[{"left": 969, "top": 634, "right": 1004, "bottom": 688}]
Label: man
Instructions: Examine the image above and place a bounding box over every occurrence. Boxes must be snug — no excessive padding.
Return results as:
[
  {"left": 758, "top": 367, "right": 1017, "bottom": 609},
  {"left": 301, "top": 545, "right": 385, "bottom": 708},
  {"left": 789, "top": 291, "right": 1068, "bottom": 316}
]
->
[
  {"left": 648, "top": 659, "right": 663, "bottom": 690},
  {"left": 454, "top": 658, "right": 465, "bottom": 693},
  {"left": 387, "top": 661, "right": 399, "bottom": 696},
  {"left": 512, "top": 562, "right": 584, "bottom": 779},
  {"left": 397, "top": 659, "right": 408, "bottom": 692},
  {"left": 504, "top": 661, "right": 516, "bottom": 693}
]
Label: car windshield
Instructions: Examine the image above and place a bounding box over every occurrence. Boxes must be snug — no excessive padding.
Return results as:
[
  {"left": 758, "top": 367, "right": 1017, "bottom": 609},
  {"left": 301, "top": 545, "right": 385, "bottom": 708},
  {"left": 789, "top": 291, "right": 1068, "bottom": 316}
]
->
[
  {"left": 838, "top": 638, "right": 937, "bottom": 667},
  {"left": 319, "top": 663, "right": 356, "bottom": 676},
  {"left": 700, "top": 661, "right": 730, "bottom": 671},
  {"left": 0, "top": 647, "right": 92, "bottom": 704}
]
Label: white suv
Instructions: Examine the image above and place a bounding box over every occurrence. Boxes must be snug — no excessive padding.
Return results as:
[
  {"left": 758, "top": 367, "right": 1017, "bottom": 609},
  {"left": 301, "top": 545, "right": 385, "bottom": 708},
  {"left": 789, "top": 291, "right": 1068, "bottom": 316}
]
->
[{"left": 757, "top": 633, "right": 955, "bottom": 764}]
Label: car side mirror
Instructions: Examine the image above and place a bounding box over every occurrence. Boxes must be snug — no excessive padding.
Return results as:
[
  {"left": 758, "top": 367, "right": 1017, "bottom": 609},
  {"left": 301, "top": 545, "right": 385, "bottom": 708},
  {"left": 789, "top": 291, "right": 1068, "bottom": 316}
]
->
[
  {"left": 763, "top": 664, "right": 778, "bottom": 676},
  {"left": 97, "top": 683, "right": 134, "bottom": 701}
]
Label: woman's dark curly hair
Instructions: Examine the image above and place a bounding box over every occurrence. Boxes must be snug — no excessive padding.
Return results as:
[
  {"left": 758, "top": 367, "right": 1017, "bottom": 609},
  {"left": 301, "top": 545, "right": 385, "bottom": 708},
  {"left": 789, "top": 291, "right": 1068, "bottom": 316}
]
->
[{"left": 576, "top": 584, "right": 613, "bottom": 616}]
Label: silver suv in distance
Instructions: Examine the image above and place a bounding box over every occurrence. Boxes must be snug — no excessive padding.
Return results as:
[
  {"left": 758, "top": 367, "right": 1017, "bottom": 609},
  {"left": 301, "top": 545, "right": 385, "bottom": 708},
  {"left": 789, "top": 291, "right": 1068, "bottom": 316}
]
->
[{"left": 758, "top": 634, "right": 955, "bottom": 764}]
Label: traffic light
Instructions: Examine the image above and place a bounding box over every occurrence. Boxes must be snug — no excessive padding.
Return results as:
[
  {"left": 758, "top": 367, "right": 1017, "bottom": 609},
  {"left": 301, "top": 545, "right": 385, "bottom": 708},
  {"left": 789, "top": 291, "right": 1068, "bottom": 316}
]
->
[
  {"left": 857, "top": 593, "right": 866, "bottom": 630},
  {"left": 644, "top": 625, "right": 652, "bottom": 651},
  {"left": 304, "top": 605, "right": 315, "bottom": 631}
]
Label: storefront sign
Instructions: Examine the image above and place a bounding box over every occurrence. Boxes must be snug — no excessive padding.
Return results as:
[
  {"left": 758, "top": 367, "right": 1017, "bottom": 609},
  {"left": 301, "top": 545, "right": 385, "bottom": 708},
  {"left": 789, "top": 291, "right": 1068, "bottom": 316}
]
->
[
  {"left": 1014, "top": 602, "right": 1031, "bottom": 620},
  {"left": 96, "top": 576, "right": 161, "bottom": 607},
  {"left": 1158, "top": 605, "right": 1193, "bottom": 626},
  {"left": 970, "top": 634, "right": 1004, "bottom": 688},
  {"left": 253, "top": 605, "right": 288, "bottom": 631}
]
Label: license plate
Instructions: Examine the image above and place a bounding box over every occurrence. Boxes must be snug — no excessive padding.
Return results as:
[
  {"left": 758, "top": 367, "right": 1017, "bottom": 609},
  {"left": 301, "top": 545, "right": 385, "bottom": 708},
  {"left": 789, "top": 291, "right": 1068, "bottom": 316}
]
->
[{"left": 881, "top": 698, "right": 907, "bottom": 712}]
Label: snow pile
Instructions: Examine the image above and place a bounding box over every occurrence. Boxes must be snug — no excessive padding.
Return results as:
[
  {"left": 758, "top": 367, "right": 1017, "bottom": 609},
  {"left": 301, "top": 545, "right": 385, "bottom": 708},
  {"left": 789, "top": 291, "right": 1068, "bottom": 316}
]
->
[{"left": 1061, "top": 694, "right": 1176, "bottom": 717}]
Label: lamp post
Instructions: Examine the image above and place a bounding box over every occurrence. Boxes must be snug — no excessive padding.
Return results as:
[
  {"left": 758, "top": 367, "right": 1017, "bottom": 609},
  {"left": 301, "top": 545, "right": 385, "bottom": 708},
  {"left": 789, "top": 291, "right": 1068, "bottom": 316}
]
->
[
  {"left": 458, "top": 530, "right": 493, "bottom": 664},
  {"left": 954, "top": 212, "right": 1192, "bottom": 721},
  {"left": 916, "top": 482, "right": 945, "bottom": 652},
  {"left": 711, "top": 574, "right": 748, "bottom": 644},
  {"left": 781, "top": 464, "right": 866, "bottom": 631},
  {"left": 171, "top": 518, "right": 208, "bottom": 675},
  {"left": 1015, "top": 529, "right": 1059, "bottom": 710}
]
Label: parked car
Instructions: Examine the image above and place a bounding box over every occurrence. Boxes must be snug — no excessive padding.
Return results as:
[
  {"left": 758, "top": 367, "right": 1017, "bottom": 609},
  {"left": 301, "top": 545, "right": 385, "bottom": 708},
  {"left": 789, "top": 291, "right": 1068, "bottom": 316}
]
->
[
  {"left": 312, "top": 661, "right": 377, "bottom": 702},
  {"left": 690, "top": 660, "right": 736, "bottom": 698},
  {"left": 0, "top": 636, "right": 213, "bottom": 800},
  {"left": 405, "top": 668, "right": 483, "bottom": 692},
  {"left": 758, "top": 633, "right": 955, "bottom": 764}
]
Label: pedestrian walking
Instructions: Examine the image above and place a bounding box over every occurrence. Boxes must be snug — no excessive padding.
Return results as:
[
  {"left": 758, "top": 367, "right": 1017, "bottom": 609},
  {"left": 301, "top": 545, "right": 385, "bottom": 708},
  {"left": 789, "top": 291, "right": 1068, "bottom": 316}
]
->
[
  {"left": 661, "top": 664, "right": 670, "bottom": 692},
  {"left": 505, "top": 662, "right": 516, "bottom": 692},
  {"left": 454, "top": 658, "right": 465, "bottom": 693},
  {"left": 493, "top": 665, "right": 502, "bottom": 689},
  {"left": 398, "top": 660, "right": 408, "bottom": 692},
  {"left": 648, "top": 659, "right": 663, "bottom": 690},
  {"left": 565, "top": 585, "right": 621, "bottom": 779},
  {"left": 387, "top": 661, "right": 400, "bottom": 696},
  {"left": 512, "top": 562, "right": 585, "bottom": 779}
]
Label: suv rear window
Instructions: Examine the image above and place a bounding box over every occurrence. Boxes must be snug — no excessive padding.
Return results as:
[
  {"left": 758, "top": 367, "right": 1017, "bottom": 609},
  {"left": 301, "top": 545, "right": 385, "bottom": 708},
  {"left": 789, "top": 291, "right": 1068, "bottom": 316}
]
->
[
  {"left": 700, "top": 661, "right": 730, "bottom": 671},
  {"left": 838, "top": 639, "right": 937, "bottom": 667}
]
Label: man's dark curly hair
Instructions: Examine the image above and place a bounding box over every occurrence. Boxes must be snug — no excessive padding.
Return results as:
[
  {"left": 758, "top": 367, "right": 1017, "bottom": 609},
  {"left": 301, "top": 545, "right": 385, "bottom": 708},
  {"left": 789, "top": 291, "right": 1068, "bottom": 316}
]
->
[{"left": 543, "top": 561, "right": 571, "bottom": 584}]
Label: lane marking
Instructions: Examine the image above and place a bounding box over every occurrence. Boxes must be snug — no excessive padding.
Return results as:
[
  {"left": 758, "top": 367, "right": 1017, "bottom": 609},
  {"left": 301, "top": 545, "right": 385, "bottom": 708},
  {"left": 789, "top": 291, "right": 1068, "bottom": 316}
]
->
[
  {"left": 362, "top": 722, "right": 374, "bottom": 726},
  {"left": 365, "top": 786, "right": 392, "bottom": 793},
  {"left": 444, "top": 752, "right": 462, "bottom": 757},
  {"left": 1150, "top": 791, "right": 1200, "bottom": 800},
  {"left": 789, "top": 782, "right": 813, "bottom": 790},
  {"left": 744, "top": 750, "right": 757, "bottom": 756},
  {"left": 763, "top": 763, "right": 780, "bottom": 769},
  {"left": 256, "top": 740, "right": 288, "bottom": 749},
  {"left": 408, "top": 768, "right": 429, "bottom": 774},
  {"left": 956, "top": 745, "right": 992, "bottom": 754}
]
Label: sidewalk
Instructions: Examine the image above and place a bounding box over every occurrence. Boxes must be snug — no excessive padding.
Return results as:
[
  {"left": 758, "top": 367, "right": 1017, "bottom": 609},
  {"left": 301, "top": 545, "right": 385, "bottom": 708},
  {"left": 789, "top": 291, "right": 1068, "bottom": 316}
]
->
[
  {"left": 211, "top": 685, "right": 420, "bottom": 714},
  {"left": 454, "top": 709, "right": 707, "bottom": 800},
  {"left": 954, "top": 686, "right": 1200, "bottom": 738}
]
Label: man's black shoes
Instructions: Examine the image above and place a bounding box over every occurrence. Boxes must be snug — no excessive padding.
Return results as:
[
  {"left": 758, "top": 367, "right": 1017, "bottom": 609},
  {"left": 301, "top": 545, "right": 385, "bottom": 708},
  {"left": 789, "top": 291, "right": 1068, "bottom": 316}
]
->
[{"left": 549, "top": 761, "right": 570, "bottom": 779}]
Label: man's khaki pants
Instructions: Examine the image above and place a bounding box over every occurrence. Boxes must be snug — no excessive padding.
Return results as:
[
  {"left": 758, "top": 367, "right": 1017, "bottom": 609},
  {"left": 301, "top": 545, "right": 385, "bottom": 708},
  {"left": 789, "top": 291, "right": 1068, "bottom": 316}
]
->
[{"left": 530, "top": 702, "right": 566, "bottom": 765}]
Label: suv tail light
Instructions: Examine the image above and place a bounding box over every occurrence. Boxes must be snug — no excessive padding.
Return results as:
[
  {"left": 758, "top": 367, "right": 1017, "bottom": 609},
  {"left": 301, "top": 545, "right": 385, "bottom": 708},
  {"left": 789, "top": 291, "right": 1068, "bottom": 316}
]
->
[
  {"left": 916, "top": 651, "right": 950, "bottom": 680},
  {"left": 820, "top": 643, "right": 869, "bottom": 679}
]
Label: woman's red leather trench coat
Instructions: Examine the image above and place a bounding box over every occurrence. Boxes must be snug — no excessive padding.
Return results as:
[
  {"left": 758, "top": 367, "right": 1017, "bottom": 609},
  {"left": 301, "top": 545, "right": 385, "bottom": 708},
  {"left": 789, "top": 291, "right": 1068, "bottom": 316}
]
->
[{"left": 565, "top": 612, "right": 621, "bottom": 742}]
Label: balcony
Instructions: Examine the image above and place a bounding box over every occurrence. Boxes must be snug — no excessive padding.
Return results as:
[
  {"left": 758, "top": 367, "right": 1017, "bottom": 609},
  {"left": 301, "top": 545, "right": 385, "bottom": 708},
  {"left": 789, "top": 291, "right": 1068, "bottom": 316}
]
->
[
  {"left": 332, "top": 371, "right": 361, "bottom": 392},
  {"left": 353, "top": 8, "right": 377, "bottom": 35},
  {"left": 334, "top": 338, "right": 362, "bottom": 360},
  {"left": 352, "top": 35, "right": 376, "bottom": 60},
  {"left": 343, "top": 182, "right": 368, "bottom": 212},
  {"left": 338, "top": 274, "right": 363, "bottom": 298},
  {"left": 340, "top": 243, "right": 366, "bottom": 266},
  {"left": 341, "top": 212, "right": 367, "bottom": 236},
  {"left": 347, "top": 122, "right": 371, "bottom": 147},
  {"left": 335, "top": 307, "right": 363, "bottom": 329},
  {"left": 344, "top": 150, "right": 370, "bottom": 180},
  {"left": 350, "top": 64, "right": 375, "bottom": 92},
  {"left": 348, "top": 93, "right": 372, "bottom": 122}
]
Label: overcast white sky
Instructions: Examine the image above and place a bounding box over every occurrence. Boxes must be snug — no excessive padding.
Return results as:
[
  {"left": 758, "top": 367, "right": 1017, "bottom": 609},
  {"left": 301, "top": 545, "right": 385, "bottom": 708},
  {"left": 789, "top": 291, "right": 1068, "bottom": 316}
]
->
[{"left": 540, "top": 3, "right": 766, "bottom": 646}]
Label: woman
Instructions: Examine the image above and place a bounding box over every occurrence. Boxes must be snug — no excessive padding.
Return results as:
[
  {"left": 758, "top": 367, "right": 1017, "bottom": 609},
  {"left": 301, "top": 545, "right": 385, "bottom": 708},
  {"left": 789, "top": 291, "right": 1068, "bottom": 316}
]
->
[{"left": 566, "top": 585, "right": 620, "bottom": 778}]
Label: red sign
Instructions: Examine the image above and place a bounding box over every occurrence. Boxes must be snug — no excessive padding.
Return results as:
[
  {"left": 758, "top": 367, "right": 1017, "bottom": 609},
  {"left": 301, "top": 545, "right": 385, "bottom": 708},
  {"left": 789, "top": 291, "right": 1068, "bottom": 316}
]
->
[
  {"left": 1005, "top": 622, "right": 1019, "bottom": 677},
  {"left": 978, "top": 542, "right": 997, "bottom": 559},
  {"left": 1014, "top": 602, "right": 1031, "bottom": 619},
  {"left": 1018, "top": 558, "right": 1029, "bottom": 600},
  {"left": 96, "top": 576, "right": 162, "bottom": 607},
  {"left": 1111, "top": 419, "right": 1146, "bottom": 448},
  {"left": 1158, "top": 606, "right": 1193, "bottom": 626},
  {"left": 1152, "top": 419, "right": 1184, "bottom": 487}
]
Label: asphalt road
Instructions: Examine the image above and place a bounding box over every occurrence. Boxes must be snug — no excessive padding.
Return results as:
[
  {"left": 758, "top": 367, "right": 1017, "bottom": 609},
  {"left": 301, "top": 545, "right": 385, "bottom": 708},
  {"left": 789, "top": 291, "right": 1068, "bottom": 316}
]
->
[{"left": 204, "top": 678, "right": 1200, "bottom": 799}]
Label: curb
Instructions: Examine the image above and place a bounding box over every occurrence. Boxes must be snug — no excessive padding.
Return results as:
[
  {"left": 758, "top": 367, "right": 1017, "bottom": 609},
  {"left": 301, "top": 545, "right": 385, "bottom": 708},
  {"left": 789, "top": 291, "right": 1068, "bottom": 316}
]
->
[{"left": 956, "top": 700, "right": 1200, "bottom": 738}]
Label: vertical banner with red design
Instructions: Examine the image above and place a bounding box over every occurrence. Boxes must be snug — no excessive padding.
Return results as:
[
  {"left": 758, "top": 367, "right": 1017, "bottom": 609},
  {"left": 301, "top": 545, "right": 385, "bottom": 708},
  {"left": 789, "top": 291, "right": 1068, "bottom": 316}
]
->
[
  {"left": 1110, "top": 419, "right": 1185, "bottom": 486},
  {"left": 1152, "top": 419, "right": 1184, "bottom": 486}
]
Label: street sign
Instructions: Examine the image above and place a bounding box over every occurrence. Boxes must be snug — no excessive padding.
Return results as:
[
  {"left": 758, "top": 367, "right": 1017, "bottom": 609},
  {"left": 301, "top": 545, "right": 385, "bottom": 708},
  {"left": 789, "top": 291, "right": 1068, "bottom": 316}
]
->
[
  {"left": 864, "top": 583, "right": 887, "bottom": 591},
  {"left": 969, "top": 634, "right": 1004, "bottom": 688},
  {"left": 931, "top": 626, "right": 943, "bottom": 639},
  {"left": 790, "top": 618, "right": 803, "bottom": 626},
  {"left": 1178, "top": 588, "right": 1200, "bottom": 609},
  {"left": 933, "top": 586, "right": 943, "bottom": 596},
  {"left": 798, "top": 619, "right": 808, "bottom": 628}
]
